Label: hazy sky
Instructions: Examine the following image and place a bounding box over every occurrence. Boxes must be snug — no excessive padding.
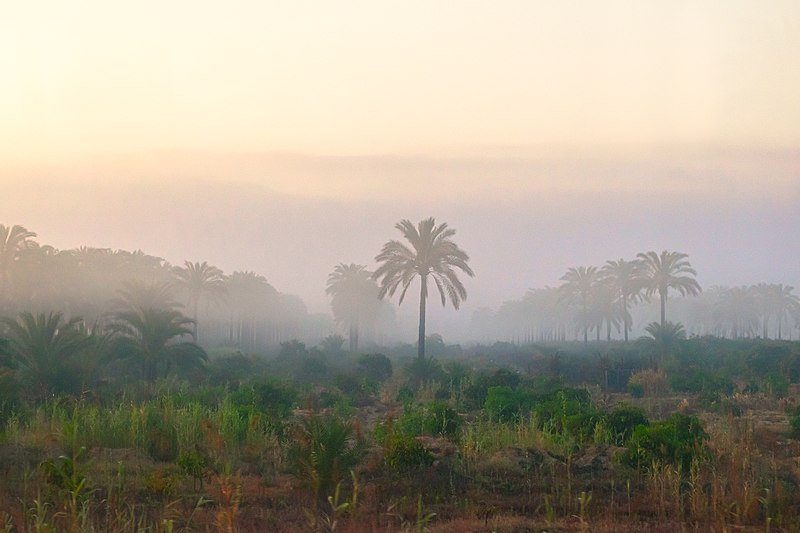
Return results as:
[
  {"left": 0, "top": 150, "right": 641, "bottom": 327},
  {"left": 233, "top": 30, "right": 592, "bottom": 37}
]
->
[{"left": 2, "top": 2, "right": 799, "bottom": 337}]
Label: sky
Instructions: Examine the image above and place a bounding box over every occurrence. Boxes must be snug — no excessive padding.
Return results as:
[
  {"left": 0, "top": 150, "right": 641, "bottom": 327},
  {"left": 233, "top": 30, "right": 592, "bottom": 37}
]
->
[{"left": 1, "top": 2, "right": 799, "bottom": 339}]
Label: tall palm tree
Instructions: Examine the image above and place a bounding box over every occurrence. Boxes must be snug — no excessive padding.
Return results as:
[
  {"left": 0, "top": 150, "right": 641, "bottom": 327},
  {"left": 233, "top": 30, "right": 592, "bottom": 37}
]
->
[
  {"left": 0, "top": 224, "right": 37, "bottom": 301},
  {"left": 1, "top": 311, "right": 89, "bottom": 396},
  {"left": 637, "top": 250, "right": 701, "bottom": 327},
  {"left": 373, "top": 217, "right": 474, "bottom": 360},
  {"left": 559, "top": 266, "right": 600, "bottom": 344},
  {"left": 326, "top": 263, "right": 380, "bottom": 354},
  {"left": 601, "top": 258, "right": 644, "bottom": 342},
  {"left": 172, "top": 261, "right": 226, "bottom": 342}
]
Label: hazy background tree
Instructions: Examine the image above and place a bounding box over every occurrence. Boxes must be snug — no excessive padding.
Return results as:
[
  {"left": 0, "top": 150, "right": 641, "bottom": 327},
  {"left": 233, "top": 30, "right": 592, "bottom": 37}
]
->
[
  {"left": 326, "top": 263, "right": 380, "bottom": 354},
  {"left": 559, "top": 265, "right": 600, "bottom": 344},
  {"left": 373, "top": 217, "right": 474, "bottom": 360},
  {"left": 1, "top": 311, "right": 90, "bottom": 398},
  {"left": 0, "top": 224, "right": 37, "bottom": 311},
  {"left": 173, "top": 260, "right": 226, "bottom": 342},
  {"left": 601, "top": 258, "right": 644, "bottom": 342},
  {"left": 638, "top": 250, "right": 701, "bottom": 327},
  {"left": 109, "top": 283, "right": 206, "bottom": 381}
]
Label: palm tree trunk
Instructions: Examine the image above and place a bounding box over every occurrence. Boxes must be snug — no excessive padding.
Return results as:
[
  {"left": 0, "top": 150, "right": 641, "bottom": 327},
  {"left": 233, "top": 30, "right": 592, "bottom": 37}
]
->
[
  {"left": 582, "top": 297, "right": 588, "bottom": 345},
  {"left": 418, "top": 274, "right": 427, "bottom": 360},
  {"left": 622, "top": 295, "right": 629, "bottom": 342},
  {"left": 192, "top": 297, "right": 199, "bottom": 342},
  {"left": 349, "top": 323, "right": 359, "bottom": 354},
  {"left": 660, "top": 289, "right": 666, "bottom": 327}
]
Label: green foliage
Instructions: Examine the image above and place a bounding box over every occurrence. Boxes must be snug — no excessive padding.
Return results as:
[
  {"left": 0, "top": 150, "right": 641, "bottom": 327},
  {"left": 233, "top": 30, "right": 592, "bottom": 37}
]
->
[
  {"left": 765, "top": 372, "right": 790, "bottom": 398},
  {"left": 287, "top": 414, "right": 365, "bottom": 502},
  {"left": 464, "top": 368, "right": 523, "bottom": 409},
  {"left": 144, "top": 407, "right": 179, "bottom": 462},
  {"left": 627, "top": 382, "right": 645, "bottom": 398},
  {"left": 178, "top": 449, "right": 213, "bottom": 489},
  {"left": 484, "top": 386, "right": 532, "bottom": 422},
  {"left": 622, "top": 412, "right": 708, "bottom": 472},
  {"left": 396, "top": 401, "right": 461, "bottom": 439},
  {"left": 606, "top": 404, "right": 649, "bottom": 445},
  {"left": 533, "top": 388, "right": 600, "bottom": 442},
  {"left": 39, "top": 447, "right": 89, "bottom": 497},
  {"left": 357, "top": 353, "right": 393, "bottom": 383},
  {"left": 228, "top": 379, "right": 297, "bottom": 420},
  {"left": 405, "top": 356, "right": 444, "bottom": 386},
  {"left": 2, "top": 312, "right": 90, "bottom": 397},
  {"left": 790, "top": 412, "right": 800, "bottom": 439},
  {"left": 384, "top": 433, "right": 434, "bottom": 473},
  {"left": 667, "top": 369, "right": 734, "bottom": 396}
]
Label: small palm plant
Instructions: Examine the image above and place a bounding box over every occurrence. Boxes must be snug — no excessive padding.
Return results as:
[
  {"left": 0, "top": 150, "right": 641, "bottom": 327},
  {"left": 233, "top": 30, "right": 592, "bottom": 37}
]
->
[{"left": 287, "top": 414, "right": 365, "bottom": 508}]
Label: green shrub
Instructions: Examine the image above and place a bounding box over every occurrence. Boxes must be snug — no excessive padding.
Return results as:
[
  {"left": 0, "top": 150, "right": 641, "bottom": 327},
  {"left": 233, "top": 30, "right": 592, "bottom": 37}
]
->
[
  {"left": 627, "top": 382, "right": 645, "bottom": 398},
  {"left": 396, "top": 402, "right": 461, "bottom": 439},
  {"left": 144, "top": 408, "right": 179, "bottom": 462},
  {"left": 606, "top": 404, "right": 649, "bottom": 445},
  {"left": 287, "top": 414, "right": 365, "bottom": 502},
  {"left": 384, "top": 433, "right": 434, "bottom": 473},
  {"left": 358, "top": 353, "right": 393, "bottom": 383},
  {"left": 790, "top": 414, "right": 800, "bottom": 439},
  {"left": 622, "top": 412, "right": 708, "bottom": 472}
]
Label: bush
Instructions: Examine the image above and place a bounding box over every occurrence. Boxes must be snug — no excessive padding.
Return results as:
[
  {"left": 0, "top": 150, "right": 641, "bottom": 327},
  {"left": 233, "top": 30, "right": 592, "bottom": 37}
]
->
[
  {"left": 144, "top": 408, "right": 179, "bottom": 462},
  {"left": 627, "top": 369, "right": 668, "bottom": 397},
  {"left": 358, "top": 353, "right": 393, "bottom": 383},
  {"left": 396, "top": 402, "right": 461, "bottom": 439},
  {"left": 384, "top": 433, "right": 434, "bottom": 473},
  {"left": 622, "top": 412, "right": 708, "bottom": 472},
  {"left": 287, "top": 415, "right": 365, "bottom": 502},
  {"left": 606, "top": 404, "right": 649, "bottom": 445},
  {"left": 627, "top": 382, "right": 645, "bottom": 398}
]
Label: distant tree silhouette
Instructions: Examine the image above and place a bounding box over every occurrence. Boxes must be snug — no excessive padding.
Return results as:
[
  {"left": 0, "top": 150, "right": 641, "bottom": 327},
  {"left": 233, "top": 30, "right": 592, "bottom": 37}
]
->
[
  {"left": 637, "top": 250, "right": 701, "bottom": 327},
  {"left": 715, "top": 286, "right": 758, "bottom": 339},
  {"left": 326, "top": 263, "right": 380, "bottom": 354},
  {"left": 173, "top": 260, "right": 226, "bottom": 342},
  {"left": 373, "top": 217, "right": 473, "bottom": 360},
  {"left": 109, "top": 281, "right": 205, "bottom": 380},
  {"left": 0, "top": 224, "right": 37, "bottom": 305},
  {"left": 767, "top": 283, "right": 800, "bottom": 340},
  {"left": 601, "top": 258, "right": 644, "bottom": 342},
  {"left": 2, "top": 311, "right": 89, "bottom": 397},
  {"left": 642, "top": 320, "right": 686, "bottom": 366},
  {"left": 559, "top": 266, "right": 600, "bottom": 344}
]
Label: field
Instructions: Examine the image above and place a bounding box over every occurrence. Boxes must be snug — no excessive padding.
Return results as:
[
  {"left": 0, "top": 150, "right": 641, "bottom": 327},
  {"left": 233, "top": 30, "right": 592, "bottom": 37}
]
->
[{"left": 1, "top": 337, "right": 800, "bottom": 532}]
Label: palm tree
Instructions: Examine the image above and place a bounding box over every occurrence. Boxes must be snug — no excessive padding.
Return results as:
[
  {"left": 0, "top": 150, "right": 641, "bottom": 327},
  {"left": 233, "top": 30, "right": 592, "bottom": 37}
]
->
[
  {"left": 637, "top": 250, "right": 701, "bottom": 327},
  {"left": 225, "top": 271, "right": 280, "bottom": 350},
  {"left": 768, "top": 284, "right": 800, "bottom": 340},
  {"left": 326, "top": 263, "right": 381, "bottom": 354},
  {"left": 642, "top": 320, "right": 686, "bottom": 367},
  {"left": 0, "top": 224, "right": 37, "bottom": 302},
  {"left": 601, "top": 259, "right": 644, "bottom": 342},
  {"left": 593, "top": 281, "right": 622, "bottom": 342},
  {"left": 373, "top": 217, "right": 474, "bottom": 360},
  {"left": 1, "top": 311, "right": 89, "bottom": 397},
  {"left": 109, "top": 282, "right": 205, "bottom": 380},
  {"left": 559, "top": 266, "right": 600, "bottom": 344},
  {"left": 110, "top": 306, "right": 206, "bottom": 381},
  {"left": 172, "top": 261, "right": 226, "bottom": 342}
]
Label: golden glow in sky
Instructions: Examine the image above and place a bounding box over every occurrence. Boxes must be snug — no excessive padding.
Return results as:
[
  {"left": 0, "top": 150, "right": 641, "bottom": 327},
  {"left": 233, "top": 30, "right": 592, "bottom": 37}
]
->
[{"left": 2, "top": 1, "right": 800, "bottom": 163}]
